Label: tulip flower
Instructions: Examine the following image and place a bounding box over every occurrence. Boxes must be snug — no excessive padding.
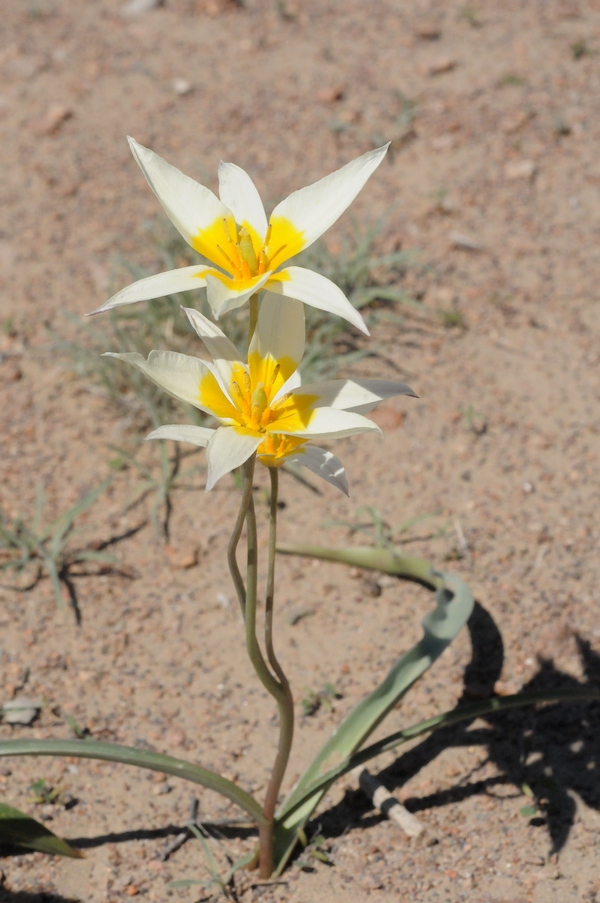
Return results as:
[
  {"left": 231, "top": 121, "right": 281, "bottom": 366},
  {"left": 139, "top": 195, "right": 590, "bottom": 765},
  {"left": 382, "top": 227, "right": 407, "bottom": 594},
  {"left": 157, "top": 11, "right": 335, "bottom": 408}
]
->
[
  {"left": 104, "top": 294, "right": 416, "bottom": 492},
  {"left": 91, "top": 138, "right": 389, "bottom": 333}
]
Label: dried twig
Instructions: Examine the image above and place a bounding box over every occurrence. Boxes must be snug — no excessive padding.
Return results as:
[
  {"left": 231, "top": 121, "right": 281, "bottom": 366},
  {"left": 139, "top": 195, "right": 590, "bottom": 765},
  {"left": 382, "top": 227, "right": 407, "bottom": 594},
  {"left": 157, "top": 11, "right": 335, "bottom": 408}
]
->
[
  {"left": 161, "top": 796, "right": 199, "bottom": 861},
  {"left": 352, "top": 766, "right": 424, "bottom": 837}
]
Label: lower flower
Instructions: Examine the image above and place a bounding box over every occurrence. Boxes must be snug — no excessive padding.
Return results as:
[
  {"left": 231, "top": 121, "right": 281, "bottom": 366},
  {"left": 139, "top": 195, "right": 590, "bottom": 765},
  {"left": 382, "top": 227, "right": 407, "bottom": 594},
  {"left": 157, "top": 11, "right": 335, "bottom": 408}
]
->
[{"left": 104, "top": 294, "right": 417, "bottom": 493}]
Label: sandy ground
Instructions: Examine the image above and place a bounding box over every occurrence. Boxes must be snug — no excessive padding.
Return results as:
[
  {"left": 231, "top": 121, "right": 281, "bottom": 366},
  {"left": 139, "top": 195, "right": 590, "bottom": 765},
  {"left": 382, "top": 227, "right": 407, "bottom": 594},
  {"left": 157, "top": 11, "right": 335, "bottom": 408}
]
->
[{"left": 1, "top": 0, "right": 600, "bottom": 900}]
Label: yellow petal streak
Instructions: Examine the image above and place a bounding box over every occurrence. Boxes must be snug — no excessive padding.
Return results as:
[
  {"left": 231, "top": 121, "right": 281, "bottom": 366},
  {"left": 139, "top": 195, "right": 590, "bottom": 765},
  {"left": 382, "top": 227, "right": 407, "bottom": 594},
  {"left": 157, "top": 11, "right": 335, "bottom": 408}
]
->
[
  {"left": 266, "top": 215, "right": 306, "bottom": 267},
  {"left": 191, "top": 215, "right": 238, "bottom": 271},
  {"left": 198, "top": 370, "right": 242, "bottom": 423},
  {"left": 247, "top": 351, "right": 297, "bottom": 396}
]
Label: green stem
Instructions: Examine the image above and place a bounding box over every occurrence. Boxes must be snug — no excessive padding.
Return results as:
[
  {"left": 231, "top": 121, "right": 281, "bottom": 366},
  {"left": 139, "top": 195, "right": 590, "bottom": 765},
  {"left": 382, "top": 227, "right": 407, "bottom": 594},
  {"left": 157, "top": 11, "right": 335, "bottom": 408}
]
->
[
  {"left": 259, "top": 468, "right": 294, "bottom": 877},
  {"left": 248, "top": 293, "right": 259, "bottom": 350},
  {"left": 243, "top": 467, "right": 282, "bottom": 703},
  {"left": 0, "top": 739, "right": 266, "bottom": 827},
  {"left": 227, "top": 457, "right": 256, "bottom": 614},
  {"left": 244, "top": 466, "right": 285, "bottom": 877}
]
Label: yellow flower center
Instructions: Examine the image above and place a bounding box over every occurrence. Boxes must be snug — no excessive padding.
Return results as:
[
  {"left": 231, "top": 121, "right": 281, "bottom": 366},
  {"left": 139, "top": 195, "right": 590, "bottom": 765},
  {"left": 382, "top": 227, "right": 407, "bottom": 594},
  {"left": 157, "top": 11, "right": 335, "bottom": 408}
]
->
[
  {"left": 228, "top": 359, "right": 286, "bottom": 431},
  {"left": 216, "top": 222, "right": 287, "bottom": 281},
  {"left": 198, "top": 353, "right": 317, "bottom": 445},
  {"left": 257, "top": 433, "right": 308, "bottom": 467}
]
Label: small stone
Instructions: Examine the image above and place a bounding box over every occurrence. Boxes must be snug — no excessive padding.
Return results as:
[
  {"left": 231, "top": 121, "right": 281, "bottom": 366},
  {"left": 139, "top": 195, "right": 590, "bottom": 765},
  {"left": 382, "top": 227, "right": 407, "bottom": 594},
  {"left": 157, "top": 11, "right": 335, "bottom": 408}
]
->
[
  {"left": 32, "top": 104, "right": 72, "bottom": 136},
  {"left": 501, "top": 109, "right": 533, "bottom": 133},
  {"left": 165, "top": 727, "right": 185, "bottom": 748},
  {"left": 164, "top": 544, "right": 198, "bottom": 569},
  {"left": 152, "top": 782, "right": 172, "bottom": 796},
  {"left": 125, "top": 886, "right": 140, "bottom": 897},
  {"left": 522, "top": 480, "right": 535, "bottom": 493},
  {"left": 362, "top": 578, "right": 381, "bottom": 598},
  {"left": 2, "top": 698, "right": 41, "bottom": 726},
  {"left": 0, "top": 362, "right": 22, "bottom": 383},
  {"left": 147, "top": 859, "right": 164, "bottom": 872},
  {"left": 172, "top": 78, "right": 193, "bottom": 96},
  {"left": 415, "top": 21, "right": 441, "bottom": 39},
  {"left": 121, "top": 0, "right": 163, "bottom": 16},
  {"left": 317, "top": 85, "right": 344, "bottom": 103},
  {"left": 360, "top": 871, "right": 384, "bottom": 891},
  {"left": 448, "top": 230, "right": 484, "bottom": 251},
  {"left": 420, "top": 55, "right": 457, "bottom": 76},
  {"left": 504, "top": 159, "right": 536, "bottom": 180}
]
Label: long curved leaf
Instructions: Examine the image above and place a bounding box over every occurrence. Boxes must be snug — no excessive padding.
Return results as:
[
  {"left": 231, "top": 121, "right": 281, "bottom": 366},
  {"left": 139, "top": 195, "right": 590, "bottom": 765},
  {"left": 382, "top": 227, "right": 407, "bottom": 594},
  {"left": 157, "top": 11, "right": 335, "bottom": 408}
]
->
[
  {"left": 277, "top": 687, "right": 600, "bottom": 821},
  {"left": 0, "top": 800, "right": 84, "bottom": 858},
  {"left": 273, "top": 545, "right": 474, "bottom": 874},
  {"left": 0, "top": 739, "right": 265, "bottom": 827}
]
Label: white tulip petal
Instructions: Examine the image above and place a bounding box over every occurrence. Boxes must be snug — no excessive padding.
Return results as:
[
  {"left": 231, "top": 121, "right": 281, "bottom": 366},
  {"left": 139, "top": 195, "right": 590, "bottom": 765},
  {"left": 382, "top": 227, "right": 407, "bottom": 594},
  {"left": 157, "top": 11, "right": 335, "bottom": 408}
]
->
[
  {"left": 205, "top": 427, "right": 262, "bottom": 491},
  {"left": 273, "top": 369, "right": 301, "bottom": 402},
  {"left": 297, "top": 378, "right": 418, "bottom": 415},
  {"left": 218, "top": 161, "right": 268, "bottom": 241},
  {"left": 250, "top": 293, "right": 305, "bottom": 372},
  {"left": 183, "top": 306, "right": 244, "bottom": 392},
  {"left": 288, "top": 446, "right": 349, "bottom": 495},
  {"left": 275, "top": 404, "right": 381, "bottom": 440},
  {"left": 205, "top": 271, "right": 271, "bottom": 317},
  {"left": 89, "top": 266, "right": 210, "bottom": 315},
  {"left": 103, "top": 350, "right": 212, "bottom": 411},
  {"left": 267, "top": 267, "right": 368, "bottom": 335},
  {"left": 145, "top": 424, "right": 214, "bottom": 447},
  {"left": 268, "top": 144, "right": 389, "bottom": 261},
  {"left": 127, "top": 137, "right": 235, "bottom": 270}
]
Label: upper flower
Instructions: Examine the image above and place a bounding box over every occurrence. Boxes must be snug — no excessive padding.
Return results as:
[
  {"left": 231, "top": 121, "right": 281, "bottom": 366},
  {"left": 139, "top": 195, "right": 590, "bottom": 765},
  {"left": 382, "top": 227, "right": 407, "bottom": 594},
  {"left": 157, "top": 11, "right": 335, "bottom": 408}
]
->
[
  {"left": 90, "top": 138, "right": 389, "bottom": 333},
  {"left": 104, "top": 294, "right": 416, "bottom": 493}
]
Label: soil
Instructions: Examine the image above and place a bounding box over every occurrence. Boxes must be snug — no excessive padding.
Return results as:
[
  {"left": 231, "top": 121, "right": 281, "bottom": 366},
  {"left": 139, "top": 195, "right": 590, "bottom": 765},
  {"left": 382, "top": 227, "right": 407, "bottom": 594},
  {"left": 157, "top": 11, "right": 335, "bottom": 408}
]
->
[{"left": 1, "top": 0, "right": 600, "bottom": 901}]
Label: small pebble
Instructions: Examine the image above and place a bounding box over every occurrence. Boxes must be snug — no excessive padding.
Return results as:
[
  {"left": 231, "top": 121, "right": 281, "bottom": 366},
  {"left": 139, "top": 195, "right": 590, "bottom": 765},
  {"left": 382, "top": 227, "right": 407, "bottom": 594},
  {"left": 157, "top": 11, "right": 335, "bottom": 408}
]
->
[
  {"left": 31, "top": 104, "right": 72, "bottom": 136},
  {"left": 317, "top": 85, "right": 344, "bottom": 103},
  {"left": 504, "top": 159, "right": 536, "bottom": 180},
  {"left": 165, "top": 544, "right": 198, "bottom": 569},
  {"left": 2, "top": 697, "right": 41, "bottom": 726},
  {"left": 121, "top": 0, "right": 163, "bottom": 16},
  {"left": 172, "top": 78, "right": 193, "bottom": 96},
  {"left": 152, "top": 782, "right": 172, "bottom": 795},
  {"left": 415, "top": 21, "right": 441, "bottom": 40},
  {"left": 420, "top": 55, "right": 457, "bottom": 76},
  {"left": 449, "top": 230, "right": 484, "bottom": 252}
]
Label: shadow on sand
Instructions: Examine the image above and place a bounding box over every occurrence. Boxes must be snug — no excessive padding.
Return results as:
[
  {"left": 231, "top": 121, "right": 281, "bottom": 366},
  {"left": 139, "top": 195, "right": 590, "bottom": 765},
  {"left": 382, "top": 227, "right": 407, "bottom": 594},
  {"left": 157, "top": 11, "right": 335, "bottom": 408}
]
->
[{"left": 317, "top": 600, "right": 600, "bottom": 855}]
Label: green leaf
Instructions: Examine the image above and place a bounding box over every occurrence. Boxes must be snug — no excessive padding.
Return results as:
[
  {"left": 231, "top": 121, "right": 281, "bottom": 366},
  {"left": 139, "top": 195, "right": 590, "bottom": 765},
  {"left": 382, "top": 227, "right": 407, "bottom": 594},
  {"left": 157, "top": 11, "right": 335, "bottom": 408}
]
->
[
  {"left": 0, "top": 800, "right": 83, "bottom": 858},
  {"left": 272, "top": 546, "right": 474, "bottom": 874},
  {"left": 0, "top": 738, "right": 265, "bottom": 828},
  {"left": 42, "top": 478, "right": 111, "bottom": 552},
  {"left": 520, "top": 805, "right": 538, "bottom": 818}
]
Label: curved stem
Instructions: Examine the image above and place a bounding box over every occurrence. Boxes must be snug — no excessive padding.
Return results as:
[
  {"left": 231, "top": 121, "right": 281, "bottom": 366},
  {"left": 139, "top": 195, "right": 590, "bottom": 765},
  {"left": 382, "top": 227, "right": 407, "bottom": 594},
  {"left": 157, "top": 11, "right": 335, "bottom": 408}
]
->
[
  {"left": 227, "top": 457, "right": 256, "bottom": 614},
  {"left": 259, "top": 468, "right": 294, "bottom": 876},
  {"left": 265, "top": 470, "right": 289, "bottom": 685},
  {"left": 244, "top": 480, "right": 282, "bottom": 701}
]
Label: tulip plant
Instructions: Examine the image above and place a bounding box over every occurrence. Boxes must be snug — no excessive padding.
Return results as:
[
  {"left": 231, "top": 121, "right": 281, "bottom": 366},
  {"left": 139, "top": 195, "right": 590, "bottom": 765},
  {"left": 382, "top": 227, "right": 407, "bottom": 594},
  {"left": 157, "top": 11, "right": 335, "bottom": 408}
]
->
[{"left": 1, "top": 140, "right": 594, "bottom": 879}]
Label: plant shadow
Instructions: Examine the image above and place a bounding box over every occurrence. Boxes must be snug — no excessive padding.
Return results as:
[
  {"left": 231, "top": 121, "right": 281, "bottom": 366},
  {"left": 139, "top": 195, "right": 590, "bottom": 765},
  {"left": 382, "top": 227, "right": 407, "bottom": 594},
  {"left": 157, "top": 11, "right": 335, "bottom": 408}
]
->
[
  {"left": 0, "top": 883, "right": 80, "bottom": 903},
  {"left": 316, "top": 601, "right": 600, "bottom": 856}
]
